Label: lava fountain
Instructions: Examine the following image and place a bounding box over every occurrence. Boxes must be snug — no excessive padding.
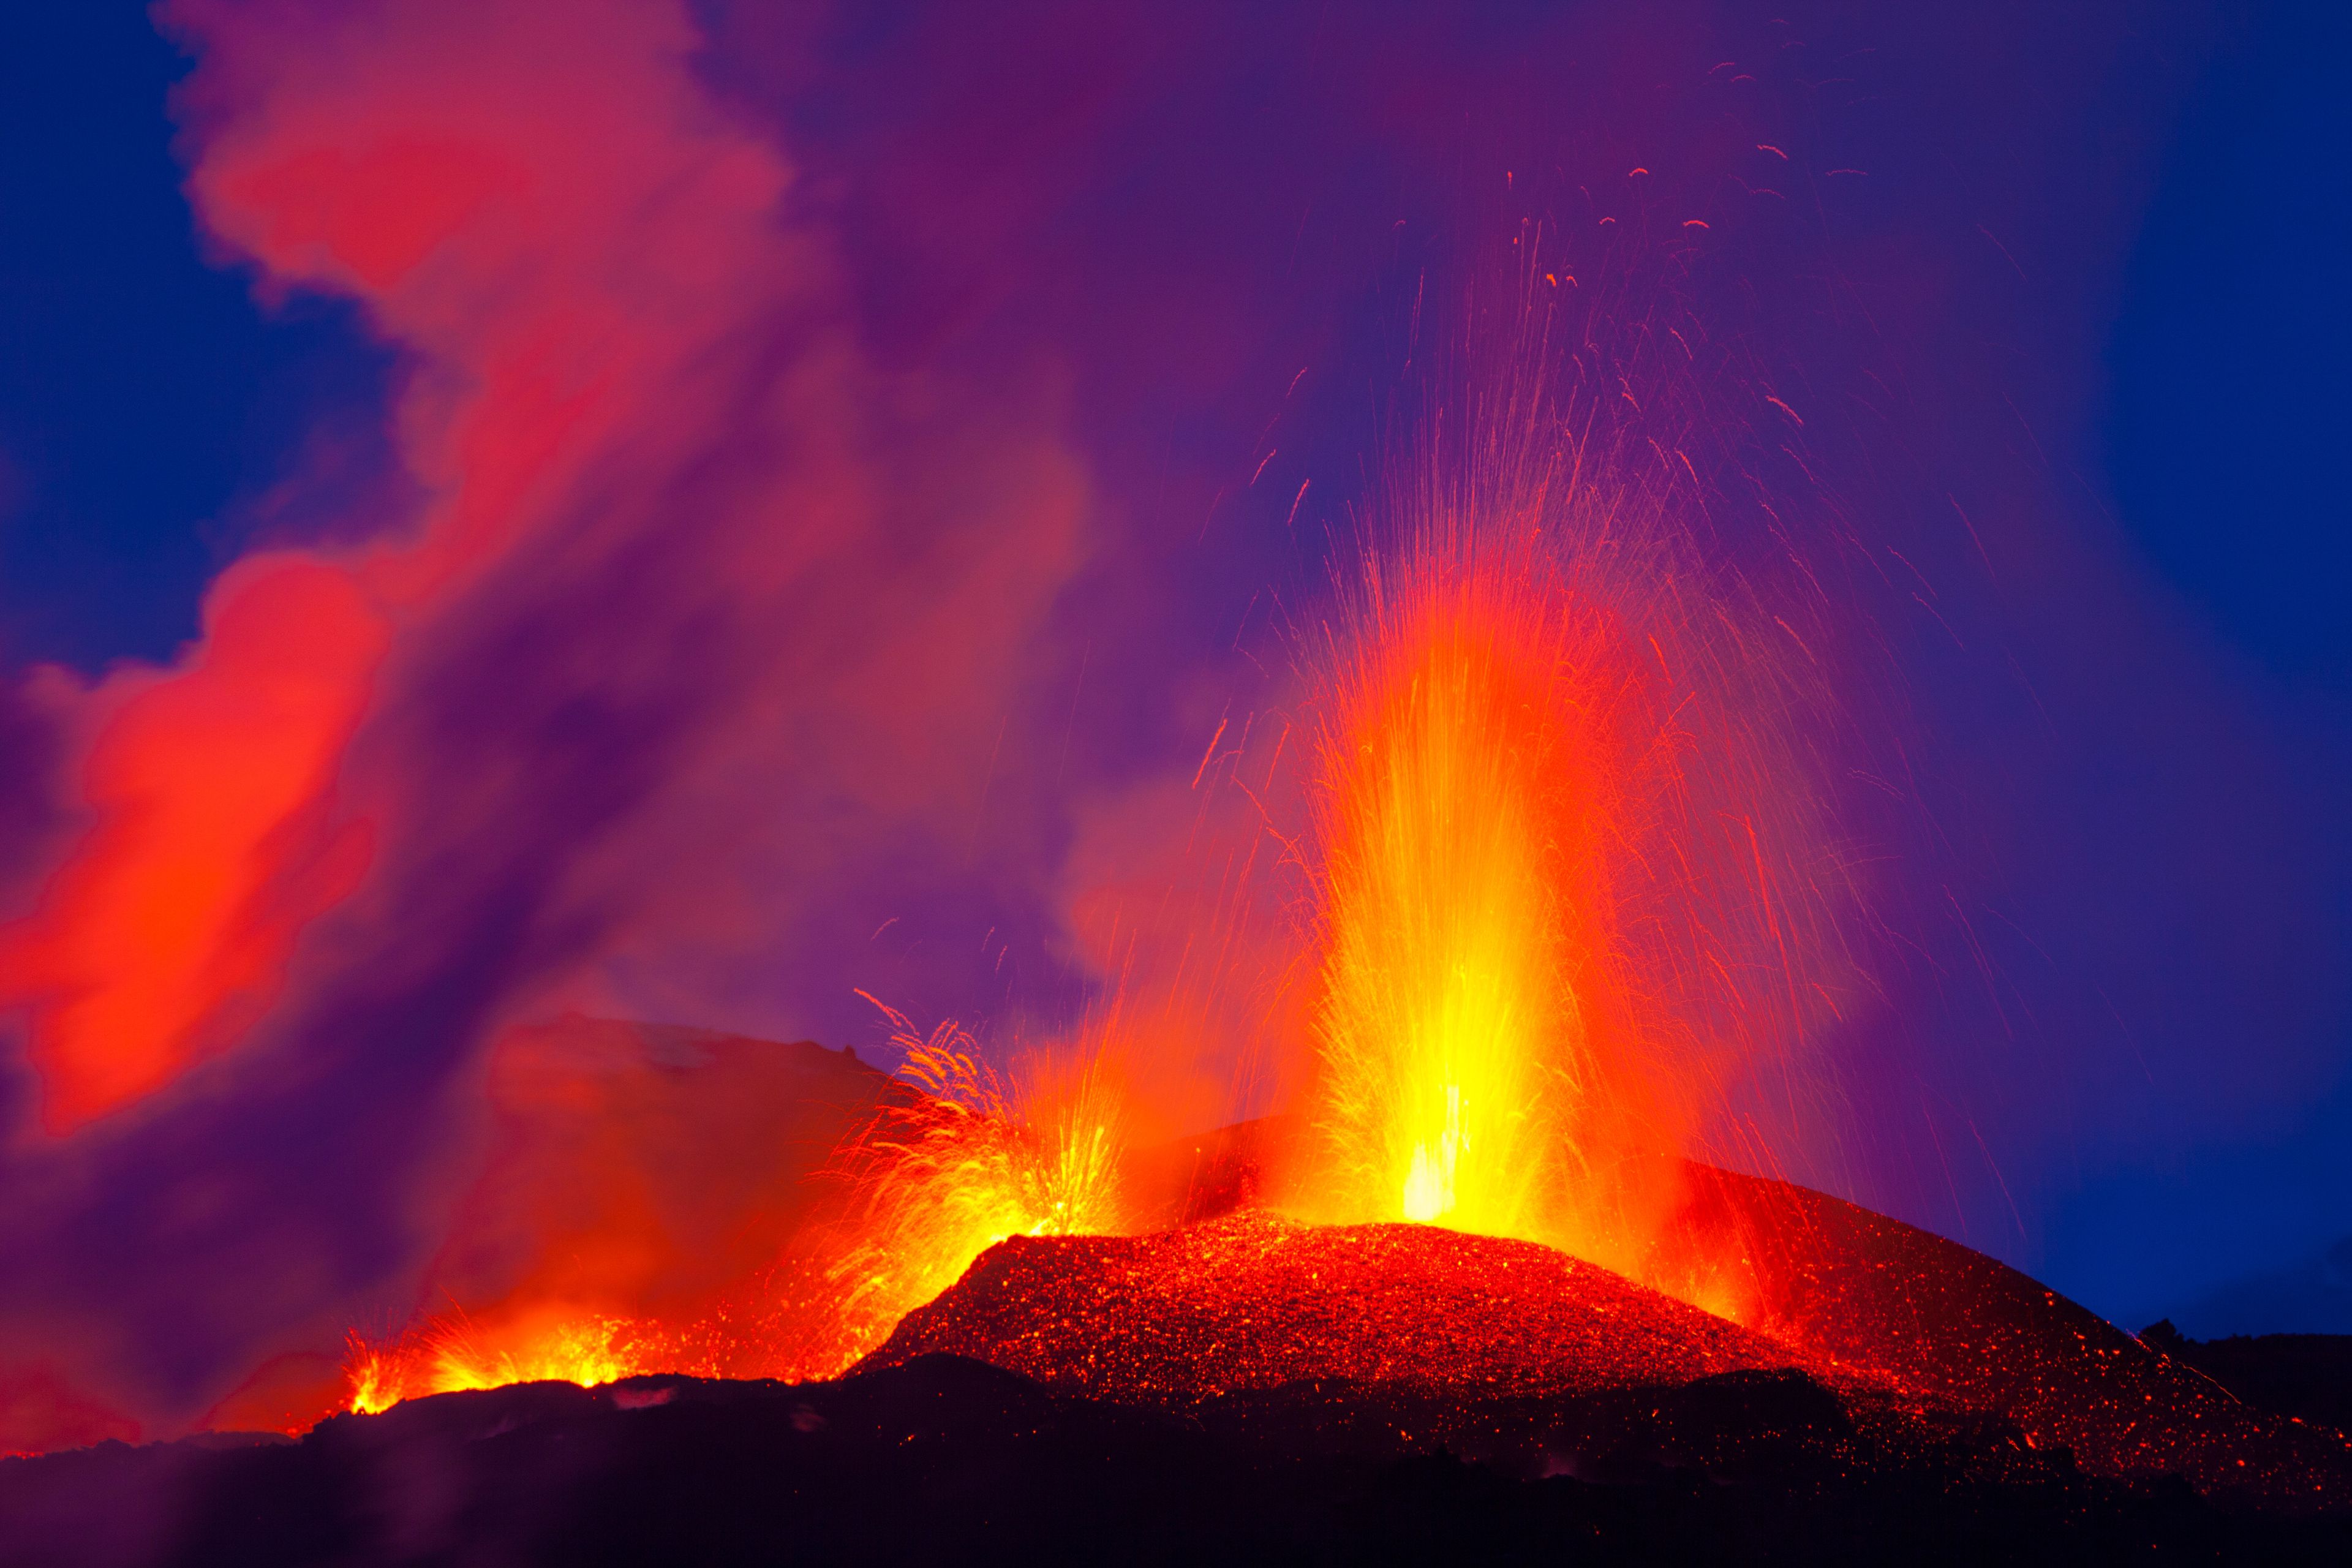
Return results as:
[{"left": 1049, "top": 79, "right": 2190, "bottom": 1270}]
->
[
  {"left": 1307, "top": 529, "right": 1607, "bottom": 1237},
  {"left": 1292, "top": 385, "right": 1853, "bottom": 1311}
]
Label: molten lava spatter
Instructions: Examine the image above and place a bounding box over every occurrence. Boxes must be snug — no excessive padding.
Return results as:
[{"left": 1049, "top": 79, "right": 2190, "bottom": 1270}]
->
[
  {"left": 336, "top": 1009, "right": 1127, "bottom": 1415},
  {"left": 807, "top": 1003, "right": 1128, "bottom": 1368},
  {"left": 1310, "top": 543, "right": 1594, "bottom": 1237}
]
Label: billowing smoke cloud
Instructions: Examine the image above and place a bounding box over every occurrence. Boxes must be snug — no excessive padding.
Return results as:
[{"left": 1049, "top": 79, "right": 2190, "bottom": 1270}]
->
[{"left": 0, "top": 0, "right": 1091, "bottom": 1446}]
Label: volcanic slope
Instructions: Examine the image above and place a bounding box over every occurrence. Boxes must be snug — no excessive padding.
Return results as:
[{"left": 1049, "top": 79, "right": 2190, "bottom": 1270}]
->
[
  {"left": 1124, "top": 1119, "right": 2352, "bottom": 1506},
  {"left": 859, "top": 1211, "right": 1828, "bottom": 1405},
  {"left": 1660, "top": 1159, "right": 2352, "bottom": 1504}
]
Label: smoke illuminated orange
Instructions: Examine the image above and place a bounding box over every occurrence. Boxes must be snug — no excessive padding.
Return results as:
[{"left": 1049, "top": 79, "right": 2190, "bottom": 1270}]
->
[
  {"left": 0, "top": 560, "right": 388, "bottom": 1131},
  {"left": 339, "top": 1006, "right": 1129, "bottom": 1415}
]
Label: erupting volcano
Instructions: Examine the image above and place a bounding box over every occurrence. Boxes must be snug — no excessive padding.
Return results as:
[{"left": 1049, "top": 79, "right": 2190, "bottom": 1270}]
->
[
  {"left": 34, "top": 341, "right": 2334, "bottom": 1559},
  {"left": 304, "top": 421, "right": 1849, "bottom": 1427},
  {"left": 13, "top": 299, "right": 2349, "bottom": 1568},
  {"left": 4, "top": 2, "right": 2348, "bottom": 1562},
  {"left": 256, "top": 456, "right": 2345, "bottom": 1521}
]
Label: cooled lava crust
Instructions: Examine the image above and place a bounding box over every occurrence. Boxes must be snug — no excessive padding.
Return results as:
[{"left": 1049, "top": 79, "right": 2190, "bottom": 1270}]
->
[{"left": 860, "top": 1210, "right": 1828, "bottom": 1403}]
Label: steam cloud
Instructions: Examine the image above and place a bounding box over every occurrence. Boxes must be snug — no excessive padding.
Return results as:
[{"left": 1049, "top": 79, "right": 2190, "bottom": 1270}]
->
[{"left": 0, "top": 0, "right": 1093, "bottom": 1444}]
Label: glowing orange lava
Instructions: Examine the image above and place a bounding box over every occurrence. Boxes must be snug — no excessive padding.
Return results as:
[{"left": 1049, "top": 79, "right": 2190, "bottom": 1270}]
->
[
  {"left": 1308, "top": 539, "right": 1604, "bottom": 1238},
  {"left": 1294, "top": 435, "right": 1847, "bottom": 1317},
  {"left": 810, "top": 1003, "right": 1129, "bottom": 1366},
  {"left": 342, "top": 1311, "right": 673, "bottom": 1413},
  {"left": 1300, "top": 507, "right": 1684, "bottom": 1261},
  {"left": 340, "top": 1007, "right": 1129, "bottom": 1415}
]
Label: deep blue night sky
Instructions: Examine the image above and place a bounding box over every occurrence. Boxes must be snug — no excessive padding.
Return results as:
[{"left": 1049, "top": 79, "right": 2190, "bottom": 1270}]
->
[
  {"left": 0, "top": 1, "right": 2347, "bottom": 1420},
  {"left": 2106, "top": 3, "right": 2352, "bottom": 687},
  {"left": 0, "top": 10, "right": 401, "bottom": 674}
]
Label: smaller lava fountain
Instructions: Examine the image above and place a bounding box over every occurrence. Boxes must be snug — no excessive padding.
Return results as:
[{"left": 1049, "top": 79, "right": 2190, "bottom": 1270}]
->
[
  {"left": 798, "top": 1000, "right": 1130, "bottom": 1366},
  {"left": 336, "top": 1006, "right": 1129, "bottom": 1415}
]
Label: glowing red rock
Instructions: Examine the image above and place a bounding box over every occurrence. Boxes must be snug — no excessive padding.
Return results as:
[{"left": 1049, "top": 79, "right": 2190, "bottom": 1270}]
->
[{"left": 861, "top": 1210, "right": 1828, "bottom": 1405}]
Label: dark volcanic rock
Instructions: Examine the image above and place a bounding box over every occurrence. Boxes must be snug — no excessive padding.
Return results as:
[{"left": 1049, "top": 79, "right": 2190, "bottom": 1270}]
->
[
  {"left": 1662, "top": 1159, "right": 2352, "bottom": 1504},
  {"left": 4, "top": 1357, "right": 2348, "bottom": 1566},
  {"left": 2139, "top": 1322, "right": 2352, "bottom": 1436}
]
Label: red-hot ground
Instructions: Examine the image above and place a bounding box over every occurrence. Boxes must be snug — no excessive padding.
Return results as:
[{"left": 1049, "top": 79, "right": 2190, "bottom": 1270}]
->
[
  {"left": 868, "top": 1144, "right": 2352, "bottom": 1506},
  {"left": 863, "top": 1212, "right": 1827, "bottom": 1404},
  {"left": 1660, "top": 1159, "right": 2352, "bottom": 1502}
]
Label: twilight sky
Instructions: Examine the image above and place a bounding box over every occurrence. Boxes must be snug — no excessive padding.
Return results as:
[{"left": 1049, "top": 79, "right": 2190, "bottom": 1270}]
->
[{"left": 0, "top": 0, "right": 2347, "bottom": 1440}]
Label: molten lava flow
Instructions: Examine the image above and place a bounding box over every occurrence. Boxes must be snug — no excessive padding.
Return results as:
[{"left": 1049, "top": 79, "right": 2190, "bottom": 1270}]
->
[{"left": 342, "top": 1313, "right": 681, "bottom": 1414}]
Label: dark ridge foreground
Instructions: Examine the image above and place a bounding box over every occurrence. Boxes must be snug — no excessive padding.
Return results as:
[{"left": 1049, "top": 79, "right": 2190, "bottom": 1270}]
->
[
  {"left": 2140, "top": 1321, "right": 2352, "bottom": 1436},
  {"left": 7, "top": 1356, "right": 2351, "bottom": 1568},
  {"left": 1660, "top": 1159, "right": 2352, "bottom": 1502}
]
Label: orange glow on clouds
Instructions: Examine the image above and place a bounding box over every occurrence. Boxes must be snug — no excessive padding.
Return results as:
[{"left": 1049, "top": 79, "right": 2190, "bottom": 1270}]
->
[
  {"left": 0, "top": 0, "right": 883, "bottom": 1131},
  {"left": 1, "top": 560, "right": 386, "bottom": 1129}
]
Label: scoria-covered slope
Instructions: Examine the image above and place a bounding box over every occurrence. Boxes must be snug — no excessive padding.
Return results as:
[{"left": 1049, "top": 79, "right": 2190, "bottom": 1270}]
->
[
  {"left": 859, "top": 1211, "right": 1831, "bottom": 1404},
  {"left": 1123, "top": 1118, "right": 2352, "bottom": 1506},
  {"left": 1657, "top": 1158, "right": 2352, "bottom": 1504}
]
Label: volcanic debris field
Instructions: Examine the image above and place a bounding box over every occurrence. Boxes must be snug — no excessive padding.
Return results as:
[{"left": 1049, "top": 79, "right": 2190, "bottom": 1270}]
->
[{"left": 9, "top": 1199, "right": 2352, "bottom": 1566}]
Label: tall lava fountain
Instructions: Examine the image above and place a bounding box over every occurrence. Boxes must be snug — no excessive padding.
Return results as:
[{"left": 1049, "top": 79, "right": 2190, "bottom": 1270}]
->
[
  {"left": 1308, "top": 529, "right": 1602, "bottom": 1238},
  {"left": 1293, "top": 374, "right": 1854, "bottom": 1312}
]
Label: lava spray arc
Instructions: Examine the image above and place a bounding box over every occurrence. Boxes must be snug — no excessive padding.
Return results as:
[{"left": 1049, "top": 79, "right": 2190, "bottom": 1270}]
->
[
  {"left": 337, "top": 1005, "right": 1130, "bottom": 1414},
  {"left": 809, "top": 1000, "right": 1131, "bottom": 1364},
  {"left": 1295, "top": 377, "right": 1859, "bottom": 1306}
]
